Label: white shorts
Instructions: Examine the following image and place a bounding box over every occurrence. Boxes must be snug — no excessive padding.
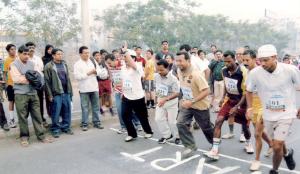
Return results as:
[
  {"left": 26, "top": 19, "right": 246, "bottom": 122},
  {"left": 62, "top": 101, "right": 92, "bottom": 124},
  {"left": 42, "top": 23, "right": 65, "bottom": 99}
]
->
[{"left": 264, "top": 119, "right": 293, "bottom": 141}]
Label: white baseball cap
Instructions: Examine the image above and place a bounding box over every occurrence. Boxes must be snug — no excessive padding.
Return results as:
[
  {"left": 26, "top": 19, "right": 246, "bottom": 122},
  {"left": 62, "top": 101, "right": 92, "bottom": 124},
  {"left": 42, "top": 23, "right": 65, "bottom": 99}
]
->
[{"left": 257, "top": 44, "right": 277, "bottom": 58}]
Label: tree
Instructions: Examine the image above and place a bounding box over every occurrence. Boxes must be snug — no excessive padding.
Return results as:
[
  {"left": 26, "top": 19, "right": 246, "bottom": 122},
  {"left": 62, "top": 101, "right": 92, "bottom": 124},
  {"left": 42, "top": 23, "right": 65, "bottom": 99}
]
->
[
  {"left": 99, "top": 0, "right": 290, "bottom": 53},
  {"left": 1, "top": 0, "right": 80, "bottom": 47}
]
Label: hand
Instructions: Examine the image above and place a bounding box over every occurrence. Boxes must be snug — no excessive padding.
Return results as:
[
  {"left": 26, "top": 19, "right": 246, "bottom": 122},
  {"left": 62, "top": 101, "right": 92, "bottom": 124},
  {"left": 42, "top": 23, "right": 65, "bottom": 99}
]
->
[
  {"left": 219, "top": 99, "right": 224, "bottom": 107},
  {"left": 121, "top": 41, "right": 128, "bottom": 53},
  {"left": 87, "top": 69, "right": 97, "bottom": 76},
  {"left": 229, "top": 106, "right": 238, "bottom": 116},
  {"left": 157, "top": 98, "right": 167, "bottom": 107},
  {"left": 181, "top": 100, "right": 193, "bottom": 109},
  {"left": 297, "top": 108, "right": 300, "bottom": 119},
  {"left": 246, "top": 108, "right": 253, "bottom": 120},
  {"left": 49, "top": 97, "right": 53, "bottom": 102}
]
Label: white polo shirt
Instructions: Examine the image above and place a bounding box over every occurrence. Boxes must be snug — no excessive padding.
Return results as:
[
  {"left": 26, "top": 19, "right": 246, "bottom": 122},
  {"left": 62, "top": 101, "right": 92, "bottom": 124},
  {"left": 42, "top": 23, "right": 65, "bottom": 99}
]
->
[
  {"left": 121, "top": 62, "right": 145, "bottom": 100},
  {"left": 247, "top": 62, "right": 300, "bottom": 121}
]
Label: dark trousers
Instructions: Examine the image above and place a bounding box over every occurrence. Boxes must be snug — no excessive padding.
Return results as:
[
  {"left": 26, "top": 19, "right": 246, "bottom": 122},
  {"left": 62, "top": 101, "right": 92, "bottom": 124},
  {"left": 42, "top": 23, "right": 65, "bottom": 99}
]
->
[
  {"left": 37, "top": 88, "right": 46, "bottom": 122},
  {"left": 0, "top": 103, "right": 7, "bottom": 127},
  {"left": 121, "top": 97, "right": 153, "bottom": 138},
  {"left": 177, "top": 108, "right": 214, "bottom": 149}
]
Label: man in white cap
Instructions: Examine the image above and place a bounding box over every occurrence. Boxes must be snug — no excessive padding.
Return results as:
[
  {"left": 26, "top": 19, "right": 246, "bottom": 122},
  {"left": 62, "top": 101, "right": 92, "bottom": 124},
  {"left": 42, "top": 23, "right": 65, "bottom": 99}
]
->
[{"left": 246, "top": 44, "right": 300, "bottom": 174}]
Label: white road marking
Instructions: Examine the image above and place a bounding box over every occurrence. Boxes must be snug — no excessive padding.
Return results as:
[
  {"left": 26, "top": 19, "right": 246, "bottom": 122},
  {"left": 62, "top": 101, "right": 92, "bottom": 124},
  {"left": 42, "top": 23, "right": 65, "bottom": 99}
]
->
[
  {"left": 196, "top": 158, "right": 205, "bottom": 174},
  {"left": 120, "top": 146, "right": 162, "bottom": 162},
  {"left": 211, "top": 166, "right": 240, "bottom": 174},
  {"left": 110, "top": 128, "right": 300, "bottom": 174}
]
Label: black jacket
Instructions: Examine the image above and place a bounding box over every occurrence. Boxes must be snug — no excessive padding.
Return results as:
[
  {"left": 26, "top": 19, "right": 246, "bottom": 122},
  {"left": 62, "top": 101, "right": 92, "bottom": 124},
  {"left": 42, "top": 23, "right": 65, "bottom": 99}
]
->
[{"left": 25, "top": 70, "right": 43, "bottom": 90}]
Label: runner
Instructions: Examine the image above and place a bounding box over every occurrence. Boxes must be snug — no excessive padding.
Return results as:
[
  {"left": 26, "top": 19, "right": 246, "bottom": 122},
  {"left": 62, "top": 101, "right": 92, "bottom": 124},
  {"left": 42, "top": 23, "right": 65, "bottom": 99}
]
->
[
  {"left": 154, "top": 59, "right": 180, "bottom": 144},
  {"left": 144, "top": 49, "right": 156, "bottom": 109},
  {"left": 205, "top": 50, "right": 253, "bottom": 160},
  {"left": 246, "top": 44, "right": 299, "bottom": 174},
  {"left": 176, "top": 51, "right": 214, "bottom": 159},
  {"left": 243, "top": 49, "right": 273, "bottom": 171}
]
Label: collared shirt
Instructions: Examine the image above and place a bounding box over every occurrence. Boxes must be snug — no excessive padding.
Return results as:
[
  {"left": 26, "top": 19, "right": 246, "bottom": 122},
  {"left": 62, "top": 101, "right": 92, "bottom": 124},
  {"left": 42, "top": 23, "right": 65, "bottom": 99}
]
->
[
  {"left": 247, "top": 62, "right": 300, "bottom": 121},
  {"left": 178, "top": 67, "right": 210, "bottom": 110},
  {"left": 154, "top": 72, "right": 179, "bottom": 98},
  {"left": 209, "top": 60, "right": 225, "bottom": 81},
  {"left": 74, "top": 58, "right": 101, "bottom": 93},
  {"left": 30, "top": 55, "right": 44, "bottom": 76}
]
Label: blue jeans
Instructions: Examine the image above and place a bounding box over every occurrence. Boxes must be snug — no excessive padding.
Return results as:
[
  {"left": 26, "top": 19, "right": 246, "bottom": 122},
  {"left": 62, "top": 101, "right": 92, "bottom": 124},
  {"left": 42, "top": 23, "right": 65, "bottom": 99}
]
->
[
  {"left": 51, "top": 93, "right": 71, "bottom": 133},
  {"left": 80, "top": 91, "right": 101, "bottom": 126},
  {"left": 115, "top": 92, "right": 141, "bottom": 129}
]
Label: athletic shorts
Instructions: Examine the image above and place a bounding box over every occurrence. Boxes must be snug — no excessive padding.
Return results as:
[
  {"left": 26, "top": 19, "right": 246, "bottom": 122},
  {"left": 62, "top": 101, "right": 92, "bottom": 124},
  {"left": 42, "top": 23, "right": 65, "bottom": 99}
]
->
[
  {"left": 98, "top": 79, "right": 112, "bottom": 96},
  {"left": 264, "top": 118, "right": 293, "bottom": 141},
  {"left": 6, "top": 85, "right": 15, "bottom": 102},
  {"left": 144, "top": 80, "right": 155, "bottom": 92},
  {"left": 218, "top": 99, "right": 249, "bottom": 125}
]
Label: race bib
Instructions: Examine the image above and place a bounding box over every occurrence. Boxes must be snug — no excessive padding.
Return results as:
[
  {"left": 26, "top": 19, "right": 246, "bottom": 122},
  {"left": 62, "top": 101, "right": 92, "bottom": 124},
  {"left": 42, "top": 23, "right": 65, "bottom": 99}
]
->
[
  {"left": 224, "top": 77, "right": 239, "bottom": 95},
  {"left": 123, "top": 79, "right": 133, "bottom": 92},
  {"left": 156, "top": 84, "right": 168, "bottom": 97},
  {"left": 111, "top": 70, "right": 122, "bottom": 84},
  {"left": 266, "top": 94, "right": 286, "bottom": 112},
  {"left": 181, "top": 87, "right": 194, "bottom": 100}
]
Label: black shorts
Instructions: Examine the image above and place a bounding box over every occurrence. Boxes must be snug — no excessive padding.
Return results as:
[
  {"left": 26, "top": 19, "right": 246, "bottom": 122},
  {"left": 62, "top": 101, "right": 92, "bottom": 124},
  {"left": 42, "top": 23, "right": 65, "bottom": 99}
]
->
[{"left": 6, "top": 85, "right": 15, "bottom": 102}]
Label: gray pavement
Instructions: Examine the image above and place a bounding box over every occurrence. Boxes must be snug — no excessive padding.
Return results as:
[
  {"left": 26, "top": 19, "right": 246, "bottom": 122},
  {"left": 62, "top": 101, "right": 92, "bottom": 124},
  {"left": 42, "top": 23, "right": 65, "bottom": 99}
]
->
[{"left": 0, "top": 91, "right": 300, "bottom": 174}]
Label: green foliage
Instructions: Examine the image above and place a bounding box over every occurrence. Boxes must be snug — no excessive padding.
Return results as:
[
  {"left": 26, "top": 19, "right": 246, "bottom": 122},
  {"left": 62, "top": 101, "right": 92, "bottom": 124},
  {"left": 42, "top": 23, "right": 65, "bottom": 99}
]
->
[{"left": 99, "top": 0, "right": 289, "bottom": 52}]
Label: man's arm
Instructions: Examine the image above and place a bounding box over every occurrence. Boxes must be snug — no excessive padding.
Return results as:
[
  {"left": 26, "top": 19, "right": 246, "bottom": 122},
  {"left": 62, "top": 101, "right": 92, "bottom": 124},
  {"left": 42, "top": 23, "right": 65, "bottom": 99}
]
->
[{"left": 10, "top": 65, "right": 29, "bottom": 84}]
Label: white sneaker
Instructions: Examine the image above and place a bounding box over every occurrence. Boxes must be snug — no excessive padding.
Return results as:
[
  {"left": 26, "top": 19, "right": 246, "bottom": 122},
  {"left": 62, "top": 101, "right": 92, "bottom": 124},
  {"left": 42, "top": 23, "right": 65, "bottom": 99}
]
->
[
  {"left": 250, "top": 160, "right": 261, "bottom": 171},
  {"left": 240, "top": 133, "right": 246, "bottom": 142},
  {"left": 264, "top": 147, "right": 273, "bottom": 157},
  {"left": 8, "top": 119, "right": 17, "bottom": 128},
  {"left": 222, "top": 133, "right": 234, "bottom": 139},
  {"left": 124, "top": 136, "right": 136, "bottom": 142},
  {"left": 116, "top": 128, "right": 127, "bottom": 134},
  {"left": 144, "top": 133, "right": 153, "bottom": 139},
  {"left": 204, "top": 149, "right": 219, "bottom": 160},
  {"left": 245, "top": 143, "right": 254, "bottom": 154}
]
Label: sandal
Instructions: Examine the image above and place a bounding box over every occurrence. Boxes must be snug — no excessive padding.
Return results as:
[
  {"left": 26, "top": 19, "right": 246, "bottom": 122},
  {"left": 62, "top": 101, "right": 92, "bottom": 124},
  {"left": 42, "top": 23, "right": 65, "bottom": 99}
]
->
[
  {"left": 20, "top": 138, "right": 29, "bottom": 147},
  {"left": 40, "top": 136, "right": 54, "bottom": 144}
]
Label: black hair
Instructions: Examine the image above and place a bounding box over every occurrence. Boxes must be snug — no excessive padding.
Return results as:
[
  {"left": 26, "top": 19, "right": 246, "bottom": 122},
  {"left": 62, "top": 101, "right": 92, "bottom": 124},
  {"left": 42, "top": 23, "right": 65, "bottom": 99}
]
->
[
  {"left": 147, "top": 49, "right": 153, "bottom": 55},
  {"left": 105, "top": 54, "right": 116, "bottom": 61},
  {"left": 166, "top": 54, "right": 174, "bottom": 60},
  {"left": 135, "top": 46, "right": 142, "bottom": 50},
  {"left": 243, "top": 49, "right": 256, "bottom": 59},
  {"left": 223, "top": 50, "right": 235, "bottom": 59},
  {"left": 25, "top": 41, "right": 35, "bottom": 47},
  {"left": 79, "top": 46, "right": 88, "bottom": 54},
  {"left": 6, "top": 44, "right": 16, "bottom": 52},
  {"left": 197, "top": 49, "right": 206, "bottom": 56},
  {"left": 51, "top": 48, "right": 63, "bottom": 55},
  {"left": 210, "top": 44, "right": 217, "bottom": 48},
  {"left": 92, "top": 51, "right": 100, "bottom": 57},
  {"left": 179, "top": 44, "right": 191, "bottom": 52},
  {"left": 214, "top": 49, "right": 223, "bottom": 54},
  {"left": 44, "top": 44, "right": 54, "bottom": 57},
  {"left": 18, "top": 45, "right": 29, "bottom": 53},
  {"left": 100, "top": 49, "right": 108, "bottom": 55},
  {"left": 161, "top": 40, "right": 168, "bottom": 45},
  {"left": 156, "top": 59, "right": 169, "bottom": 69},
  {"left": 176, "top": 51, "right": 190, "bottom": 60},
  {"left": 112, "top": 49, "right": 119, "bottom": 54}
]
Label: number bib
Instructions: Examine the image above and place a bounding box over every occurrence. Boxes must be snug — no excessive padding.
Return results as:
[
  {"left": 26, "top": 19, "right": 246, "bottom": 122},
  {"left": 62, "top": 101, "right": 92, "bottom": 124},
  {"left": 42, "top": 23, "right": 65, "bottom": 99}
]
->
[
  {"left": 111, "top": 70, "right": 122, "bottom": 84},
  {"left": 181, "top": 87, "right": 194, "bottom": 100},
  {"left": 156, "top": 84, "right": 168, "bottom": 98},
  {"left": 266, "top": 94, "right": 286, "bottom": 112},
  {"left": 224, "top": 77, "right": 239, "bottom": 95},
  {"left": 123, "top": 80, "right": 133, "bottom": 92}
]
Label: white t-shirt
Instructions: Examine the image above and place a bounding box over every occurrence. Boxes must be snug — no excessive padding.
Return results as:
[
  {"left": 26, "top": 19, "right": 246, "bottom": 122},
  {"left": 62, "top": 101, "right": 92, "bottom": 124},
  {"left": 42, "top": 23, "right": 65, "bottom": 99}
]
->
[
  {"left": 247, "top": 63, "right": 300, "bottom": 121},
  {"left": 30, "top": 55, "right": 44, "bottom": 76},
  {"left": 191, "top": 55, "right": 208, "bottom": 74},
  {"left": 121, "top": 62, "right": 145, "bottom": 100}
]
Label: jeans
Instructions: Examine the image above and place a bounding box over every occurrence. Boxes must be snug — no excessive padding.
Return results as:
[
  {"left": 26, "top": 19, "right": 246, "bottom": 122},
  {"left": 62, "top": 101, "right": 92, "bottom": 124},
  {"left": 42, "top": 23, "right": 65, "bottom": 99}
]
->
[
  {"left": 177, "top": 108, "right": 214, "bottom": 150},
  {"left": 79, "top": 91, "right": 101, "bottom": 126},
  {"left": 51, "top": 93, "right": 72, "bottom": 133},
  {"left": 115, "top": 92, "right": 141, "bottom": 129}
]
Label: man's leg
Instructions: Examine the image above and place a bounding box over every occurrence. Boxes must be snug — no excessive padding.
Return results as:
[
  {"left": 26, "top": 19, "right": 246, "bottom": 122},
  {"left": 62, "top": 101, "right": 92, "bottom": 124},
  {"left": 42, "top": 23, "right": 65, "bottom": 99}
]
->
[
  {"left": 28, "top": 94, "right": 45, "bottom": 140},
  {"left": 155, "top": 104, "right": 170, "bottom": 139},
  {"left": 132, "top": 98, "right": 153, "bottom": 134},
  {"left": 115, "top": 93, "right": 126, "bottom": 129},
  {"left": 79, "top": 92, "right": 90, "bottom": 128},
  {"left": 61, "top": 94, "right": 72, "bottom": 132},
  {"left": 0, "top": 103, "right": 8, "bottom": 130},
  {"left": 122, "top": 98, "right": 137, "bottom": 138},
  {"left": 51, "top": 94, "right": 63, "bottom": 135},
  {"left": 15, "top": 94, "right": 30, "bottom": 138},
  {"left": 192, "top": 109, "right": 214, "bottom": 144},
  {"left": 90, "top": 91, "right": 101, "bottom": 126}
]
